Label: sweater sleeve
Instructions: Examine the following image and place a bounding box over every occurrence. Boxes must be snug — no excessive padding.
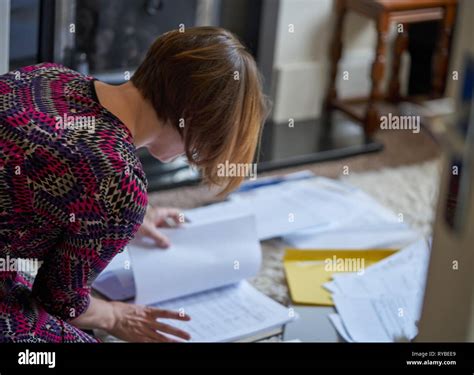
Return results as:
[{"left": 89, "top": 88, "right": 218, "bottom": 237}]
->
[{"left": 32, "top": 169, "right": 147, "bottom": 321}]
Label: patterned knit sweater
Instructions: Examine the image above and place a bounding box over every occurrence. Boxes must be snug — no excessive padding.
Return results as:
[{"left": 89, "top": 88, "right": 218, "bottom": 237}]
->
[{"left": 0, "top": 63, "right": 148, "bottom": 342}]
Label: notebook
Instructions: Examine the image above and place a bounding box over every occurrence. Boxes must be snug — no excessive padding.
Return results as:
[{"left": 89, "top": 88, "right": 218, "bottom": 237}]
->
[
  {"left": 93, "top": 215, "right": 295, "bottom": 342},
  {"left": 153, "top": 281, "right": 291, "bottom": 342}
]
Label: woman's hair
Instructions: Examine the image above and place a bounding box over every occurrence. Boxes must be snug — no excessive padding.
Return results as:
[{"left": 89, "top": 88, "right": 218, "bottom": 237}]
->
[{"left": 132, "top": 26, "right": 269, "bottom": 195}]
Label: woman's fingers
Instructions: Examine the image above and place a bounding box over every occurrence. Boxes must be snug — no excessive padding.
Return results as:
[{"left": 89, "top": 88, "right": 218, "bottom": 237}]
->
[
  {"left": 142, "top": 318, "right": 185, "bottom": 342},
  {"left": 142, "top": 306, "right": 191, "bottom": 340},
  {"left": 108, "top": 302, "right": 191, "bottom": 343},
  {"left": 155, "top": 208, "right": 183, "bottom": 227},
  {"left": 142, "top": 225, "right": 170, "bottom": 248},
  {"left": 147, "top": 307, "right": 191, "bottom": 321},
  {"left": 138, "top": 206, "right": 184, "bottom": 247},
  {"left": 166, "top": 208, "right": 183, "bottom": 225},
  {"left": 153, "top": 321, "right": 191, "bottom": 341}
]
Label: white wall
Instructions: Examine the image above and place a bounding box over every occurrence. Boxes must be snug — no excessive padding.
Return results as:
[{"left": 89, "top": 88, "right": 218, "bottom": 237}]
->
[
  {"left": 271, "top": 0, "right": 408, "bottom": 123},
  {"left": 0, "top": 0, "right": 10, "bottom": 74}
]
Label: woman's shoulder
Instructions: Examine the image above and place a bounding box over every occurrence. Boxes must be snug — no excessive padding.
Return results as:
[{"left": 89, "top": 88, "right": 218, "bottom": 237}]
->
[
  {"left": 1, "top": 62, "right": 82, "bottom": 84},
  {"left": 0, "top": 62, "right": 93, "bottom": 102},
  {"left": 14, "top": 62, "right": 84, "bottom": 79}
]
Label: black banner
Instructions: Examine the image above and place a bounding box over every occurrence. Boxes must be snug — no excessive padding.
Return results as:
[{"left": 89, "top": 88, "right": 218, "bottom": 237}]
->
[{"left": 0, "top": 343, "right": 473, "bottom": 372}]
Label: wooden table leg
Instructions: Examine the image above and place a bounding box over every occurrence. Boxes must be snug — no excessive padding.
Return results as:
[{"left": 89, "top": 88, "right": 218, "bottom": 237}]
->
[
  {"left": 322, "top": 0, "right": 347, "bottom": 124},
  {"left": 388, "top": 23, "right": 409, "bottom": 103},
  {"left": 366, "top": 13, "right": 389, "bottom": 137},
  {"left": 432, "top": 3, "right": 457, "bottom": 97}
]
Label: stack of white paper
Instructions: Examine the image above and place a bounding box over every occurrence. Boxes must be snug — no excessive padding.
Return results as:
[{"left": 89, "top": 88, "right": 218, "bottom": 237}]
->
[
  {"left": 186, "top": 177, "right": 383, "bottom": 241},
  {"left": 283, "top": 179, "right": 421, "bottom": 249},
  {"left": 186, "top": 176, "right": 421, "bottom": 248},
  {"left": 326, "top": 239, "right": 430, "bottom": 342}
]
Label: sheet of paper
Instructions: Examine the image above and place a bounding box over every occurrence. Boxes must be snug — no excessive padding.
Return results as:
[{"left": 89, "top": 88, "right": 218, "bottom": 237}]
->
[
  {"left": 332, "top": 293, "right": 421, "bottom": 342},
  {"left": 284, "top": 223, "right": 420, "bottom": 249},
  {"left": 184, "top": 200, "right": 253, "bottom": 226},
  {"left": 328, "top": 313, "right": 354, "bottom": 342},
  {"left": 283, "top": 185, "right": 421, "bottom": 249},
  {"left": 186, "top": 178, "right": 369, "bottom": 240},
  {"left": 92, "top": 247, "right": 135, "bottom": 300},
  {"left": 332, "top": 294, "right": 392, "bottom": 342},
  {"left": 323, "top": 281, "right": 341, "bottom": 294},
  {"left": 331, "top": 238, "right": 430, "bottom": 298},
  {"left": 129, "top": 215, "right": 261, "bottom": 305},
  {"left": 325, "top": 239, "right": 429, "bottom": 342},
  {"left": 153, "top": 281, "right": 294, "bottom": 342},
  {"left": 235, "top": 170, "right": 315, "bottom": 193}
]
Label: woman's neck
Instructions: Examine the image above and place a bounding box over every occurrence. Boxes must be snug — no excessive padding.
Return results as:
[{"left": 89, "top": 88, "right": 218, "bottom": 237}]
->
[{"left": 93, "top": 80, "right": 159, "bottom": 148}]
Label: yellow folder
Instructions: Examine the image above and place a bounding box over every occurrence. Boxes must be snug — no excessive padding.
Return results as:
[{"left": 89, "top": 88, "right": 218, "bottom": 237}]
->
[{"left": 283, "top": 248, "right": 398, "bottom": 306}]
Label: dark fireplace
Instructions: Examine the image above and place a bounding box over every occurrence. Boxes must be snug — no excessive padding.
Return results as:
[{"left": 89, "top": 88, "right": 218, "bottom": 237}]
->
[{"left": 74, "top": 0, "right": 198, "bottom": 76}]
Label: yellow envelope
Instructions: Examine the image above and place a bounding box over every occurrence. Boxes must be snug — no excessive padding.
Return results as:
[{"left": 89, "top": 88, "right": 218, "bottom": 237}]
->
[{"left": 283, "top": 248, "right": 398, "bottom": 306}]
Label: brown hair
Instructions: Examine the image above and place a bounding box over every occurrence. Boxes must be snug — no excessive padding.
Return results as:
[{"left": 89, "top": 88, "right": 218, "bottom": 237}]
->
[{"left": 132, "top": 26, "right": 268, "bottom": 195}]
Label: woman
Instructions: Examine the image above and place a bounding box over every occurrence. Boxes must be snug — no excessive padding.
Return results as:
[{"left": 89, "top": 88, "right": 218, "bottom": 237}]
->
[{"left": 0, "top": 27, "right": 267, "bottom": 342}]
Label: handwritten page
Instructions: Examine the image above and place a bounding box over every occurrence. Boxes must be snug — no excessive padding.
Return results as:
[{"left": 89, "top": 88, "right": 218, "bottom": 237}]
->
[{"left": 153, "top": 281, "right": 294, "bottom": 342}]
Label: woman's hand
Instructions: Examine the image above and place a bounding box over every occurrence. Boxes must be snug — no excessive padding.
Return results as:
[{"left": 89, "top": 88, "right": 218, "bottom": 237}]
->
[
  {"left": 70, "top": 297, "right": 191, "bottom": 342},
  {"left": 137, "top": 205, "right": 183, "bottom": 248},
  {"left": 108, "top": 301, "right": 191, "bottom": 342}
]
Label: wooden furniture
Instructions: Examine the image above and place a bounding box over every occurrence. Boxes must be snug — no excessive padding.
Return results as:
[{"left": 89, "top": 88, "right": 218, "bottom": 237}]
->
[{"left": 323, "top": 0, "right": 458, "bottom": 137}]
